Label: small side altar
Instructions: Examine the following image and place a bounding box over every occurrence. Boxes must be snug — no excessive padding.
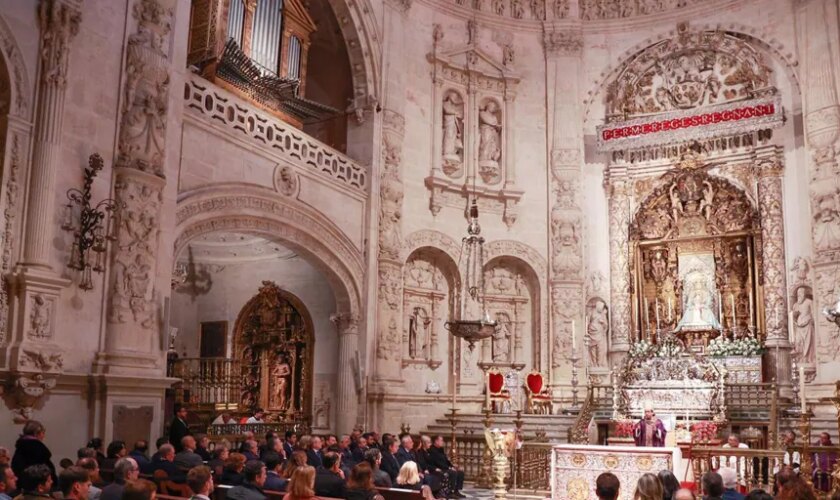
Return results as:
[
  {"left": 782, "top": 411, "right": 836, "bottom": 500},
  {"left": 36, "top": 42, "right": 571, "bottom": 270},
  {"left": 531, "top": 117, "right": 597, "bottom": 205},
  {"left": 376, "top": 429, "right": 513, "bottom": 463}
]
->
[{"left": 551, "top": 444, "right": 681, "bottom": 500}]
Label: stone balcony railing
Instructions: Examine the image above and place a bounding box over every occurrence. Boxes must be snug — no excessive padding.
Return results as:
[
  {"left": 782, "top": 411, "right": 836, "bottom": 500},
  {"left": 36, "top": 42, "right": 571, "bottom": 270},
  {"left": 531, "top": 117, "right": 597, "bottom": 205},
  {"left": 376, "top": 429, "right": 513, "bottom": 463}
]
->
[{"left": 183, "top": 73, "right": 368, "bottom": 193}]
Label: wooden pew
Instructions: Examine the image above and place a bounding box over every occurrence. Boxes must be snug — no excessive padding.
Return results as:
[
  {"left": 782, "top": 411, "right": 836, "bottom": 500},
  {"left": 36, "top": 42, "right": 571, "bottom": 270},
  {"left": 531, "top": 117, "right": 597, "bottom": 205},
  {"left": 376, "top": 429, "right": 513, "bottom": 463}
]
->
[{"left": 376, "top": 486, "right": 426, "bottom": 500}]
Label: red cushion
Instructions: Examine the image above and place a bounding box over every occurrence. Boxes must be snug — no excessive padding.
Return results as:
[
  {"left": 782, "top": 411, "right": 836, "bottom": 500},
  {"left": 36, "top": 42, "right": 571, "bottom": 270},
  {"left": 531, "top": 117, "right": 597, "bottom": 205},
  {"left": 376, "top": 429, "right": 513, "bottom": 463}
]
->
[
  {"left": 526, "top": 373, "right": 544, "bottom": 394},
  {"left": 488, "top": 372, "right": 505, "bottom": 394}
]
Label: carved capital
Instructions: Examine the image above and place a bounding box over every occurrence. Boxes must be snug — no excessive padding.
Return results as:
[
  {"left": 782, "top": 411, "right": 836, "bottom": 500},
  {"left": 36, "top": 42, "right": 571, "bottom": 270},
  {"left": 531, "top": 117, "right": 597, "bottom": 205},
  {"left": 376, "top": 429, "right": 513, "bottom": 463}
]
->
[
  {"left": 330, "top": 312, "right": 360, "bottom": 336},
  {"left": 37, "top": 0, "right": 82, "bottom": 88},
  {"left": 757, "top": 158, "right": 784, "bottom": 178},
  {"left": 543, "top": 30, "right": 583, "bottom": 57}
]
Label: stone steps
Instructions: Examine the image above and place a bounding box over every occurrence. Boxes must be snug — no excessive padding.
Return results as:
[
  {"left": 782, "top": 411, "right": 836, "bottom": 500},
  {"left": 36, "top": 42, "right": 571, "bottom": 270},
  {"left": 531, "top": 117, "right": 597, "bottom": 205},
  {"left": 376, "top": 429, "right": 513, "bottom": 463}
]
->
[{"left": 424, "top": 412, "right": 578, "bottom": 442}]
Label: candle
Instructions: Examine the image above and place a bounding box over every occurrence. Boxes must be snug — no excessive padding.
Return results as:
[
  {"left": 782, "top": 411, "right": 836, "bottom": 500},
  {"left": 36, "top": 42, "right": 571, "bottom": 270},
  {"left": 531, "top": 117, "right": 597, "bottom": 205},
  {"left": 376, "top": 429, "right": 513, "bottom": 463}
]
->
[
  {"left": 668, "top": 298, "right": 673, "bottom": 322},
  {"left": 572, "top": 320, "right": 576, "bottom": 350},
  {"left": 749, "top": 289, "right": 754, "bottom": 328},
  {"left": 644, "top": 298, "right": 650, "bottom": 335},
  {"left": 484, "top": 371, "right": 489, "bottom": 409},
  {"left": 799, "top": 366, "right": 806, "bottom": 413},
  {"left": 655, "top": 298, "right": 661, "bottom": 330},
  {"left": 730, "top": 293, "right": 736, "bottom": 327},
  {"left": 789, "top": 311, "right": 795, "bottom": 344},
  {"left": 718, "top": 291, "right": 723, "bottom": 321}
]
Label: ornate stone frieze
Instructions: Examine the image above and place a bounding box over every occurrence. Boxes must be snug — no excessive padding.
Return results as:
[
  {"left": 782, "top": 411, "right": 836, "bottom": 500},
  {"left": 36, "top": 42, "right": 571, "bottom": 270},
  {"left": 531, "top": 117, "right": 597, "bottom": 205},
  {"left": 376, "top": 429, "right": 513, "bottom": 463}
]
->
[
  {"left": 604, "top": 24, "right": 775, "bottom": 121},
  {"left": 37, "top": 0, "right": 82, "bottom": 89},
  {"left": 607, "top": 178, "right": 632, "bottom": 349},
  {"left": 543, "top": 30, "right": 582, "bottom": 57},
  {"left": 0, "top": 134, "right": 22, "bottom": 344},
  {"left": 756, "top": 158, "right": 788, "bottom": 342},
  {"left": 9, "top": 349, "right": 64, "bottom": 422},
  {"left": 117, "top": 0, "right": 173, "bottom": 176},
  {"left": 580, "top": 0, "right": 710, "bottom": 20},
  {"left": 376, "top": 263, "right": 403, "bottom": 362},
  {"left": 108, "top": 170, "right": 164, "bottom": 329}
]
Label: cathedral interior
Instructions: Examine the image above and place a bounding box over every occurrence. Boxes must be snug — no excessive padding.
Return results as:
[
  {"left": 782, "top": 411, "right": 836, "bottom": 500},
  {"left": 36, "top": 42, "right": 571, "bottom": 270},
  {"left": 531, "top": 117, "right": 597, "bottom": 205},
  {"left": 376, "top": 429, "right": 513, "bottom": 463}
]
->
[{"left": 2, "top": 0, "right": 840, "bottom": 497}]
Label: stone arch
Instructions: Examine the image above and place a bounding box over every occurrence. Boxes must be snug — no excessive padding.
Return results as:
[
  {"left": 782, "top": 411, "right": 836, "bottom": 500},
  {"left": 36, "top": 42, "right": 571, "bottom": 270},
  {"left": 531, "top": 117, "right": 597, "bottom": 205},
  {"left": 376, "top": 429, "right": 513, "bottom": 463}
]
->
[
  {"left": 583, "top": 23, "right": 802, "bottom": 128},
  {"left": 174, "top": 184, "right": 364, "bottom": 317},
  {"left": 0, "top": 12, "right": 31, "bottom": 119},
  {"left": 402, "top": 229, "right": 462, "bottom": 264},
  {"left": 483, "top": 240, "right": 547, "bottom": 369},
  {"left": 324, "top": 0, "right": 380, "bottom": 105}
]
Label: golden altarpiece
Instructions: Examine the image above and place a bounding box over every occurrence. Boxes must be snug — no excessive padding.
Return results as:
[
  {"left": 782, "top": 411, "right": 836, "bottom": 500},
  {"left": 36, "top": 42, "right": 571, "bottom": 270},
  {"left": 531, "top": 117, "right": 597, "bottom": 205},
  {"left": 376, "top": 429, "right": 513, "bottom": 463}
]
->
[
  {"left": 233, "top": 281, "right": 314, "bottom": 421},
  {"left": 629, "top": 154, "right": 763, "bottom": 351}
]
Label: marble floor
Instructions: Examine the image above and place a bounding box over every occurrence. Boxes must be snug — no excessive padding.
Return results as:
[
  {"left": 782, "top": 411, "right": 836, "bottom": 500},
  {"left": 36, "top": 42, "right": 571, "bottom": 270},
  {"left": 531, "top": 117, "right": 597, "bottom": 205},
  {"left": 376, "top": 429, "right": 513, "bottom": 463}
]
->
[{"left": 459, "top": 486, "right": 547, "bottom": 499}]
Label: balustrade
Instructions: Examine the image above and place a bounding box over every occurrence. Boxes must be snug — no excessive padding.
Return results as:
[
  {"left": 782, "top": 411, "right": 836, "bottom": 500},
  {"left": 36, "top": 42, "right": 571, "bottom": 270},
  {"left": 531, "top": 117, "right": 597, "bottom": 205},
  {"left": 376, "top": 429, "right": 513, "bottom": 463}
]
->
[{"left": 171, "top": 357, "right": 243, "bottom": 406}]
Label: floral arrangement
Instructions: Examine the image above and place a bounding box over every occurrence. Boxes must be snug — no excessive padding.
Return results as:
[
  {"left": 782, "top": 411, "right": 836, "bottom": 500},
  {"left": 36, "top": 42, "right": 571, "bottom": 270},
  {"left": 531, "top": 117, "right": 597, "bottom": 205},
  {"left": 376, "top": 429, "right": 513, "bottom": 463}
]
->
[
  {"left": 707, "top": 335, "right": 764, "bottom": 357},
  {"left": 613, "top": 419, "right": 636, "bottom": 438},
  {"left": 690, "top": 421, "right": 719, "bottom": 442},
  {"left": 628, "top": 337, "right": 685, "bottom": 361}
]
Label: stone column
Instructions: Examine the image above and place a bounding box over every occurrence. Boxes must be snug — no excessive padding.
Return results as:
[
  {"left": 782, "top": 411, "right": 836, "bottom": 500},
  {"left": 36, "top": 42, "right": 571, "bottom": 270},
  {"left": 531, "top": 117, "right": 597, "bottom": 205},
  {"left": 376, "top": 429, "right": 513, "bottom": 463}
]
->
[
  {"left": 5, "top": 0, "right": 80, "bottom": 420},
  {"left": 20, "top": 0, "right": 81, "bottom": 269},
  {"left": 798, "top": 0, "right": 840, "bottom": 379},
  {"left": 543, "top": 28, "right": 585, "bottom": 390},
  {"left": 606, "top": 176, "right": 631, "bottom": 366},
  {"left": 331, "top": 313, "right": 359, "bottom": 433},
  {"left": 756, "top": 152, "right": 792, "bottom": 391},
  {"left": 98, "top": 0, "right": 174, "bottom": 375},
  {"left": 373, "top": 0, "right": 409, "bottom": 385}
]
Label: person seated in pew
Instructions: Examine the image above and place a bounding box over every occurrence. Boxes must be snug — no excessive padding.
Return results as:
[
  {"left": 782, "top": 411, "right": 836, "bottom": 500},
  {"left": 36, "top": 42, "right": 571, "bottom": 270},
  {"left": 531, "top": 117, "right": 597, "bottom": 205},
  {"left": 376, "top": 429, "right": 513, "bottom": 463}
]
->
[
  {"left": 194, "top": 436, "right": 212, "bottom": 463},
  {"left": 186, "top": 465, "right": 213, "bottom": 500},
  {"left": 410, "top": 437, "right": 440, "bottom": 497},
  {"left": 362, "top": 449, "right": 390, "bottom": 488},
  {"left": 0, "top": 464, "right": 18, "bottom": 500},
  {"left": 148, "top": 445, "right": 180, "bottom": 481},
  {"left": 76, "top": 459, "right": 102, "bottom": 500},
  {"left": 128, "top": 442, "right": 150, "bottom": 472},
  {"left": 58, "top": 466, "right": 91, "bottom": 500},
  {"left": 219, "top": 453, "right": 247, "bottom": 486},
  {"left": 379, "top": 439, "right": 400, "bottom": 484},
  {"left": 175, "top": 437, "right": 204, "bottom": 472},
  {"left": 395, "top": 461, "right": 428, "bottom": 494},
  {"left": 150, "top": 439, "right": 168, "bottom": 464},
  {"left": 427, "top": 437, "right": 464, "bottom": 499},
  {"left": 122, "top": 479, "right": 157, "bottom": 500},
  {"left": 350, "top": 438, "right": 369, "bottom": 466},
  {"left": 395, "top": 437, "right": 415, "bottom": 467},
  {"left": 344, "top": 463, "right": 383, "bottom": 500},
  {"left": 262, "top": 453, "right": 287, "bottom": 492},
  {"left": 227, "top": 460, "right": 267, "bottom": 500},
  {"left": 283, "top": 433, "right": 297, "bottom": 460},
  {"left": 282, "top": 452, "right": 308, "bottom": 481},
  {"left": 313, "top": 452, "right": 345, "bottom": 499},
  {"left": 283, "top": 466, "right": 317, "bottom": 500},
  {"left": 100, "top": 458, "right": 139, "bottom": 500},
  {"left": 208, "top": 447, "right": 229, "bottom": 477},
  {"left": 337, "top": 436, "right": 354, "bottom": 469}
]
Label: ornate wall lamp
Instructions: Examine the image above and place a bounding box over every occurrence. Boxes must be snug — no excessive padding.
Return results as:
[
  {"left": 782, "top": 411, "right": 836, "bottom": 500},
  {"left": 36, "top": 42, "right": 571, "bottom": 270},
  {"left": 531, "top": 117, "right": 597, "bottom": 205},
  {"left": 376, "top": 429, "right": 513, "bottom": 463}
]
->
[{"left": 61, "top": 153, "right": 119, "bottom": 290}]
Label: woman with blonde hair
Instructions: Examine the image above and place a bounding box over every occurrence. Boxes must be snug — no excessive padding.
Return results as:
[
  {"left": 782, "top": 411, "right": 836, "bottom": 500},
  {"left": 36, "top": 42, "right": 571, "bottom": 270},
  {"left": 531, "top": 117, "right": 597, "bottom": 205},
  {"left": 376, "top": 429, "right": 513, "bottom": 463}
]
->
[
  {"left": 283, "top": 465, "right": 318, "bottom": 500},
  {"left": 395, "top": 461, "right": 434, "bottom": 500},
  {"left": 296, "top": 435, "right": 312, "bottom": 451},
  {"left": 282, "top": 450, "right": 308, "bottom": 479},
  {"left": 634, "top": 473, "right": 664, "bottom": 500}
]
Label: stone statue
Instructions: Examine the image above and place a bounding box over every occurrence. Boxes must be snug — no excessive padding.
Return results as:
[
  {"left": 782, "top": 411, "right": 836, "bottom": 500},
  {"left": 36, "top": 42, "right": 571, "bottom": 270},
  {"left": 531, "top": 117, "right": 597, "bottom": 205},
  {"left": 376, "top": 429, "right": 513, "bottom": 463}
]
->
[
  {"left": 700, "top": 180, "right": 714, "bottom": 220},
  {"left": 492, "top": 317, "right": 511, "bottom": 362},
  {"left": 271, "top": 353, "right": 292, "bottom": 410},
  {"left": 791, "top": 286, "right": 816, "bottom": 364},
  {"left": 669, "top": 183, "right": 683, "bottom": 222},
  {"left": 441, "top": 91, "right": 464, "bottom": 169},
  {"left": 29, "top": 295, "right": 51, "bottom": 339},
  {"left": 813, "top": 191, "right": 840, "bottom": 252},
  {"left": 586, "top": 300, "right": 609, "bottom": 367},
  {"left": 408, "top": 314, "right": 418, "bottom": 359},
  {"left": 478, "top": 101, "right": 502, "bottom": 180}
]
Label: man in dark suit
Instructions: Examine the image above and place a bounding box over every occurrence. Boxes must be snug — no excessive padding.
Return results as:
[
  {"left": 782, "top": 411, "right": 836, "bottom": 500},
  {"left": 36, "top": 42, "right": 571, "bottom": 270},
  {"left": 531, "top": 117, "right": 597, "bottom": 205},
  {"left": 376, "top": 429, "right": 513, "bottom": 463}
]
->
[
  {"left": 363, "top": 449, "right": 391, "bottom": 488},
  {"left": 351, "top": 436, "right": 369, "bottom": 464},
  {"left": 148, "top": 444, "right": 181, "bottom": 480},
  {"left": 226, "top": 460, "right": 267, "bottom": 500},
  {"left": 305, "top": 437, "right": 323, "bottom": 468},
  {"left": 313, "top": 452, "right": 345, "bottom": 498},
  {"left": 282, "top": 432, "right": 296, "bottom": 459},
  {"left": 395, "top": 435, "right": 415, "bottom": 466},
  {"left": 379, "top": 437, "right": 401, "bottom": 483},
  {"left": 175, "top": 437, "right": 204, "bottom": 473},
  {"left": 194, "top": 435, "right": 211, "bottom": 462},
  {"left": 338, "top": 435, "right": 354, "bottom": 467},
  {"left": 429, "top": 435, "right": 465, "bottom": 498},
  {"left": 100, "top": 458, "right": 139, "bottom": 500},
  {"left": 169, "top": 405, "right": 191, "bottom": 453},
  {"left": 128, "top": 441, "right": 150, "bottom": 471},
  {"left": 261, "top": 453, "right": 287, "bottom": 492}
]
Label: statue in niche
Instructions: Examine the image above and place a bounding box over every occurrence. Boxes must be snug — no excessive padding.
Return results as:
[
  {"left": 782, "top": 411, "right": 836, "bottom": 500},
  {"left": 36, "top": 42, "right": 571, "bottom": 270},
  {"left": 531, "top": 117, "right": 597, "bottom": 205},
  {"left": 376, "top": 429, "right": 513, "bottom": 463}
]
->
[
  {"left": 649, "top": 249, "right": 669, "bottom": 284},
  {"left": 791, "top": 286, "right": 816, "bottom": 365},
  {"left": 669, "top": 184, "right": 684, "bottom": 223},
  {"left": 271, "top": 352, "right": 292, "bottom": 410},
  {"left": 492, "top": 314, "right": 511, "bottom": 362},
  {"left": 675, "top": 279, "right": 722, "bottom": 332},
  {"left": 441, "top": 91, "right": 465, "bottom": 173},
  {"left": 813, "top": 192, "right": 840, "bottom": 252},
  {"left": 408, "top": 307, "right": 428, "bottom": 359},
  {"left": 586, "top": 300, "right": 609, "bottom": 368},
  {"left": 478, "top": 101, "right": 502, "bottom": 182},
  {"left": 510, "top": 0, "right": 524, "bottom": 18}
]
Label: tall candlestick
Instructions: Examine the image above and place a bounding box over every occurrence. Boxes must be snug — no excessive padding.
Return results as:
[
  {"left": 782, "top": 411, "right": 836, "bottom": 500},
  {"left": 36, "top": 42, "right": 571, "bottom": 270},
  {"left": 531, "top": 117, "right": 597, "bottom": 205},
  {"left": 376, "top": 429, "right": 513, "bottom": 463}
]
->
[
  {"left": 730, "top": 293, "right": 736, "bottom": 328},
  {"left": 799, "top": 366, "right": 806, "bottom": 413},
  {"left": 668, "top": 298, "right": 673, "bottom": 322},
  {"left": 718, "top": 291, "right": 723, "bottom": 321},
  {"left": 655, "top": 298, "right": 660, "bottom": 330},
  {"left": 572, "top": 320, "right": 576, "bottom": 350},
  {"left": 749, "top": 289, "right": 754, "bottom": 328}
]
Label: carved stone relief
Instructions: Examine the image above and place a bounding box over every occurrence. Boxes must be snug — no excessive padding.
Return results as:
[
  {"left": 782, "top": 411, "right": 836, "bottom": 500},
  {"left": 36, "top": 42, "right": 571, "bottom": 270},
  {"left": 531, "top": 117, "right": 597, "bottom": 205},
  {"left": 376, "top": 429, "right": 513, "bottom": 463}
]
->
[
  {"left": 441, "top": 90, "right": 465, "bottom": 176},
  {"left": 756, "top": 159, "right": 788, "bottom": 342},
  {"left": 580, "top": 0, "right": 708, "bottom": 20},
  {"left": 274, "top": 165, "right": 299, "bottom": 197},
  {"left": 607, "top": 178, "right": 632, "bottom": 350},
  {"left": 586, "top": 298, "right": 609, "bottom": 368},
  {"left": 605, "top": 24, "right": 774, "bottom": 120},
  {"left": 551, "top": 285, "right": 583, "bottom": 368},
  {"left": 477, "top": 98, "right": 502, "bottom": 182},
  {"left": 0, "top": 134, "right": 22, "bottom": 344},
  {"left": 402, "top": 250, "right": 454, "bottom": 369},
  {"left": 483, "top": 259, "right": 534, "bottom": 368},
  {"left": 27, "top": 294, "right": 52, "bottom": 340}
]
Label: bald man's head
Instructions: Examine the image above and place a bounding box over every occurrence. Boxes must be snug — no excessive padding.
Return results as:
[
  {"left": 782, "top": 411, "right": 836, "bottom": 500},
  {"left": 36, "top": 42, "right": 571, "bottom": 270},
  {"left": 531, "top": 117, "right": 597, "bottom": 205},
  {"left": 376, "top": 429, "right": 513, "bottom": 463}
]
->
[{"left": 673, "top": 488, "right": 695, "bottom": 500}]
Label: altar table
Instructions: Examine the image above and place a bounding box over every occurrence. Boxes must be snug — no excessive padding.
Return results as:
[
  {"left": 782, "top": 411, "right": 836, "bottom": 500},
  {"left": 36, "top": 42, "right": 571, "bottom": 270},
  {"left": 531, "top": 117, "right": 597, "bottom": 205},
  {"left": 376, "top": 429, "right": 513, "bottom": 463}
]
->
[{"left": 551, "top": 444, "right": 682, "bottom": 500}]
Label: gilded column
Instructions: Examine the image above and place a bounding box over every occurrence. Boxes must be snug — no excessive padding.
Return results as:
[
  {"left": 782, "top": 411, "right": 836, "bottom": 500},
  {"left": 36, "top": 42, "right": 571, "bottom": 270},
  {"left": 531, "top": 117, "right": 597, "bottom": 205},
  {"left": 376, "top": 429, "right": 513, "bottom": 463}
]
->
[
  {"left": 331, "top": 313, "right": 360, "bottom": 433},
  {"left": 798, "top": 0, "right": 840, "bottom": 376},
  {"left": 100, "top": 0, "right": 174, "bottom": 374},
  {"left": 756, "top": 153, "right": 792, "bottom": 391},
  {"left": 544, "top": 29, "right": 586, "bottom": 390},
  {"left": 606, "top": 176, "right": 631, "bottom": 365}
]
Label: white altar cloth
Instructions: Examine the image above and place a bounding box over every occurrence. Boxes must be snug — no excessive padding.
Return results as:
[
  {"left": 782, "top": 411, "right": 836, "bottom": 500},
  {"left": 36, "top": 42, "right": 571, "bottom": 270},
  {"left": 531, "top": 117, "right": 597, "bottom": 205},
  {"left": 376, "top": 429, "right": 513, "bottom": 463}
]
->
[{"left": 551, "top": 444, "right": 682, "bottom": 500}]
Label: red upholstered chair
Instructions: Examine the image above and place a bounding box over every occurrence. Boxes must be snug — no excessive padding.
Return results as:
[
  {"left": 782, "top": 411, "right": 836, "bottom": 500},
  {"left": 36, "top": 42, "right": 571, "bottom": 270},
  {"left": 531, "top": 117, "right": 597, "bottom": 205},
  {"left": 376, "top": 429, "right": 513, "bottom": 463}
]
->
[
  {"left": 487, "top": 370, "right": 511, "bottom": 413},
  {"left": 524, "top": 371, "right": 552, "bottom": 414}
]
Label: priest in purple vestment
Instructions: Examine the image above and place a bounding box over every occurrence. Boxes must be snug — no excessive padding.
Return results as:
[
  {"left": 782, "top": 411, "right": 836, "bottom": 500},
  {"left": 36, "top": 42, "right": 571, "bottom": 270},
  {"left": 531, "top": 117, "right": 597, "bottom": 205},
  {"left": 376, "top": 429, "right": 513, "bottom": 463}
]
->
[
  {"left": 633, "top": 406, "right": 667, "bottom": 447},
  {"left": 812, "top": 432, "right": 838, "bottom": 492}
]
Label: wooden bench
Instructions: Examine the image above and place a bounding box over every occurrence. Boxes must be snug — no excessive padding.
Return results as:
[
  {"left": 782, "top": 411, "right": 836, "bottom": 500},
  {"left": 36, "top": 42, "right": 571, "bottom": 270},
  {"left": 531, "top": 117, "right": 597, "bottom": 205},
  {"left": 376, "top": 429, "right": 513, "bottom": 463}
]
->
[{"left": 376, "top": 486, "right": 426, "bottom": 500}]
